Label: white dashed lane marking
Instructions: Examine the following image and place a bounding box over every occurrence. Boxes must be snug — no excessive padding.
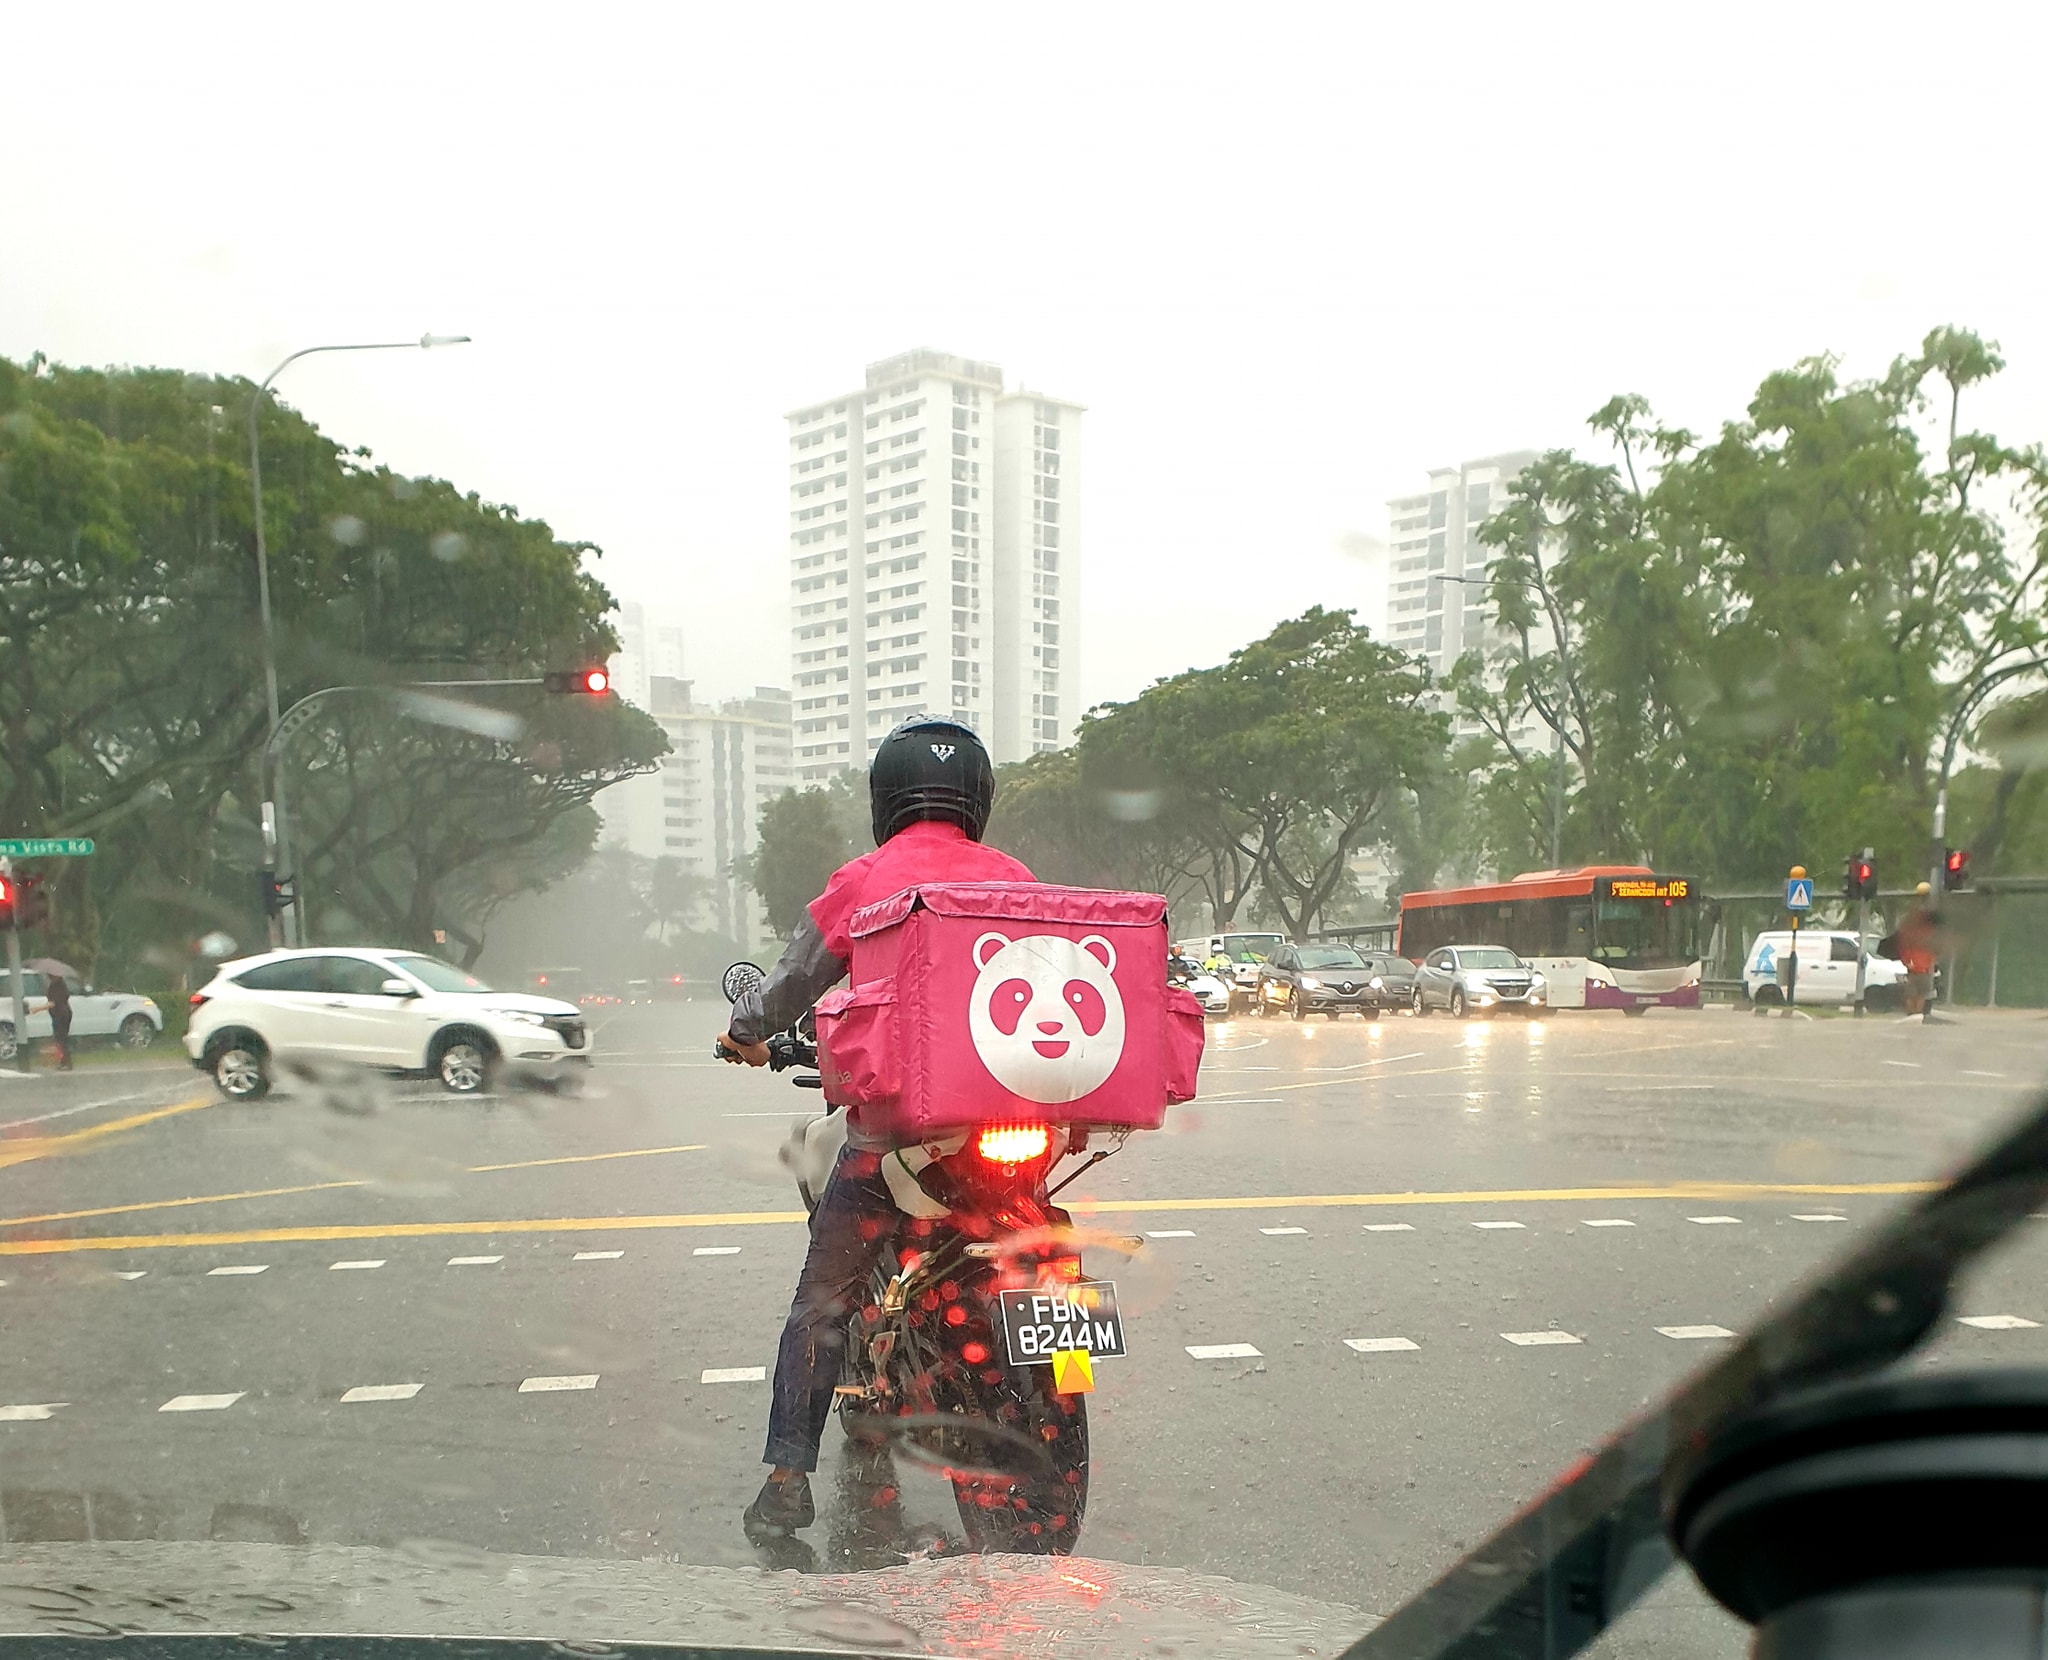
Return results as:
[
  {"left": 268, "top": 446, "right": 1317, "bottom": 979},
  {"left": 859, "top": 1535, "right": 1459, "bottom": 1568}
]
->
[
  {"left": 1146, "top": 1230, "right": 1196, "bottom": 1239},
  {"left": 1259, "top": 1226, "right": 1307, "bottom": 1236},
  {"left": 1964, "top": 1070, "right": 2006, "bottom": 1078},
  {"left": 693, "top": 1247, "right": 743, "bottom": 1256},
  {"left": 1344, "top": 1337, "right": 1419, "bottom": 1353},
  {"left": 1502, "top": 1331, "right": 1582, "bottom": 1346},
  {"left": 518, "top": 1374, "right": 598, "bottom": 1393},
  {"left": 1472, "top": 1221, "right": 1525, "bottom": 1230},
  {"left": 1880, "top": 1060, "right": 1920, "bottom": 1069},
  {"left": 1793, "top": 1214, "right": 1849, "bottom": 1223},
  {"left": 113, "top": 1271, "right": 147, "bottom": 1280},
  {"left": 701, "top": 1366, "right": 766, "bottom": 1384},
  {"left": 448, "top": 1255, "right": 503, "bottom": 1267},
  {"left": 1688, "top": 1216, "right": 1742, "bottom": 1225},
  {"left": 1363, "top": 1223, "right": 1414, "bottom": 1232},
  {"left": 1958, "top": 1315, "right": 2041, "bottom": 1330},
  {"left": 330, "top": 1260, "right": 385, "bottom": 1271},
  {"left": 1657, "top": 1325, "right": 1736, "bottom": 1340},
  {"left": 1186, "top": 1343, "right": 1262, "bottom": 1360},
  {"left": 160, "top": 1393, "right": 244, "bottom": 1412},
  {"left": 341, "top": 1383, "right": 423, "bottom": 1402},
  {"left": 573, "top": 1250, "right": 624, "bottom": 1261},
  {"left": 1583, "top": 1219, "right": 1635, "bottom": 1228},
  {"left": 207, "top": 1265, "right": 268, "bottom": 1276},
  {"left": 0, "top": 1404, "right": 65, "bottom": 1421}
]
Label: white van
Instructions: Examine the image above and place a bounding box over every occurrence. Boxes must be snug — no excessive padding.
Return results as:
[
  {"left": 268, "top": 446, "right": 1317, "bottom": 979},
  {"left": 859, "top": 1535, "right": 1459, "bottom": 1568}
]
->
[{"left": 1742, "top": 931, "right": 1906, "bottom": 1008}]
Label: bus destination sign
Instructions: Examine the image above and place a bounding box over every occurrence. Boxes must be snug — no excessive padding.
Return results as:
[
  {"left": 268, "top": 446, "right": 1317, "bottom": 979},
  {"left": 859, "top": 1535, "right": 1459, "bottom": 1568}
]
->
[{"left": 1602, "top": 876, "right": 1692, "bottom": 901}]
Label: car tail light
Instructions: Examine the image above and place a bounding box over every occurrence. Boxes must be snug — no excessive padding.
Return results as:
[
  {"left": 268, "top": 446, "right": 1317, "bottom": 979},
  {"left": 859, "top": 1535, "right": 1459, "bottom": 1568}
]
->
[
  {"left": 977, "top": 1124, "right": 1050, "bottom": 1166},
  {"left": 188, "top": 991, "right": 211, "bottom": 1008}
]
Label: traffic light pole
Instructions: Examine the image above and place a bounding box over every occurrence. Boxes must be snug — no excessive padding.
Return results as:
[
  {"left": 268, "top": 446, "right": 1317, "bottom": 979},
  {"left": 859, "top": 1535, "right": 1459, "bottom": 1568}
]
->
[{"left": 2, "top": 859, "right": 25, "bottom": 1074}]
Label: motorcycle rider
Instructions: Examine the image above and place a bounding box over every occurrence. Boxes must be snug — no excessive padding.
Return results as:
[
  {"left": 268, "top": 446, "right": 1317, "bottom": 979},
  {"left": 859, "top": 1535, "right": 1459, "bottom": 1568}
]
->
[{"left": 719, "top": 715, "right": 1034, "bottom": 1538}]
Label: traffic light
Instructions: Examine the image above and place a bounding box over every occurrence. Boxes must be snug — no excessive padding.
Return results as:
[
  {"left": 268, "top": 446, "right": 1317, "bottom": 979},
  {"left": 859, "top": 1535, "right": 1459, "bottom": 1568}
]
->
[
  {"left": 11, "top": 875, "right": 49, "bottom": 930},
  {"left": 259, "top": 871, "right": 296, "bottom": 916},
  {"left": 1944, "top": 847, "right": 1972, "bottom": 890},
  {"left": 1852, "top": 854, "right": 1877, "bottom": 901},
  {"left": 0, "top": 873, "right": 12, "bottom": 927},
  {"left": 543, "top": 667, "right": 611, "bottom": 694}
]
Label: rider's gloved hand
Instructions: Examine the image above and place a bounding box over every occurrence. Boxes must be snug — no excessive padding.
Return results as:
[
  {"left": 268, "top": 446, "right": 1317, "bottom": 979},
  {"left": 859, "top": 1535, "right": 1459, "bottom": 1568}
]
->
[{"left": 718, "top": 1032, "right": 771, "bottom": 1067}]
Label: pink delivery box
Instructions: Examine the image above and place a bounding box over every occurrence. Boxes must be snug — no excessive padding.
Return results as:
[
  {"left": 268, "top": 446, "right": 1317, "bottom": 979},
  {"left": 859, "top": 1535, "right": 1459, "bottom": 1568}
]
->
[{"left": 812, "top": 882, "right": 1206, "bottom": 1137}]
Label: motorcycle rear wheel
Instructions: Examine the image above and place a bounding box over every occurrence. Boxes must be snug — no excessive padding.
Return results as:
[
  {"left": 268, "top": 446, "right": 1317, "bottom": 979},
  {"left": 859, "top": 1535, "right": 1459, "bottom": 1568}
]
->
[{"left": 947, "top": 1364, "right": 1089, "bottom": 1554}]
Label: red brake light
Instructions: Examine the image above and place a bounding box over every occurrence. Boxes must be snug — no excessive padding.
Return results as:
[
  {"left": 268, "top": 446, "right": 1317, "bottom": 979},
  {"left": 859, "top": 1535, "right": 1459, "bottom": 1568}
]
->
[
  {"left": 977, "top": 1124, "right": 1051, "bottom": 1166},
  {"left": 188, "top": 991, "right": 211, "bottom": 1008}
]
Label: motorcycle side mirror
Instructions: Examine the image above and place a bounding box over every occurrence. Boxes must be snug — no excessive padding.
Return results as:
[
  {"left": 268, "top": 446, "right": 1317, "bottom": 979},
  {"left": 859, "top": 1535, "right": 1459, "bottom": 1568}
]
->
[{"left": 721, "top": 961, "right": 765, "bottom": 1004}]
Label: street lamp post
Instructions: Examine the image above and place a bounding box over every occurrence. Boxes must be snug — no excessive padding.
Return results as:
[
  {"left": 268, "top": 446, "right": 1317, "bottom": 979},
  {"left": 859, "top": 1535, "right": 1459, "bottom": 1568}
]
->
[
  {"left": 249, "top": 334, "right": 470, "bottom": 946},
  {"left": 1432, "top": 571, "right": 1567, "bottom": 866}
]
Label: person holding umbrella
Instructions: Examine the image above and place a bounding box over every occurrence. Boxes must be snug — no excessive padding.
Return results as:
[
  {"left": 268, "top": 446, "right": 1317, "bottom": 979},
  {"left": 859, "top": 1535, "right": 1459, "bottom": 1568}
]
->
[{"left": 26, "top": 958, "right": 79, "bottom": 1070}]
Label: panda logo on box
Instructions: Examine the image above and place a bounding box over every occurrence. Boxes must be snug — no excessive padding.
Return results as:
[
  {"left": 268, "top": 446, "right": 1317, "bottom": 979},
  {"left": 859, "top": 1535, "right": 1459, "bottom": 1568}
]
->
[{"left": 968, "top": 931, "right": 1126, "bottom": 1105}]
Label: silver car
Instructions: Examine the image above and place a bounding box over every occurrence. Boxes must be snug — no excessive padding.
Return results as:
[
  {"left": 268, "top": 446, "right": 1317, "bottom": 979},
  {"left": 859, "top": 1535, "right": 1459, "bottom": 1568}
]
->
[{"left": 1411, "top": 944, "right": 1548, "bottom": 1018}]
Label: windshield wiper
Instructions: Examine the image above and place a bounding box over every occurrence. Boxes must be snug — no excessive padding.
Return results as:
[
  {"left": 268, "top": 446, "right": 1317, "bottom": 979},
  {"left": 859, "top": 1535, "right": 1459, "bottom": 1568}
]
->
[{"left": 1348, "top": 1082, "right": 2048, "bottom": 1660}]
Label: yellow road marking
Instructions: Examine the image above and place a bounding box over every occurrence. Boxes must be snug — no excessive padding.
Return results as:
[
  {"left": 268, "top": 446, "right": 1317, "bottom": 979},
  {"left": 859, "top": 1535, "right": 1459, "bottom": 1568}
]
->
[
  {"left": 0, "top": 1095, "right": 215, "bottom": 1170},
  {"left": 468, "top": 1143, "right": 707, "bottom": 1173},
  {"left": 0, "top": 1180, "right": 366, "bottom": 1229},
  {"left": 0, "top": 1180, "right": 1934, "bottom": 1256},
  {"left": 0, "top": 1142, "right": 714, "bottom": 1228}
]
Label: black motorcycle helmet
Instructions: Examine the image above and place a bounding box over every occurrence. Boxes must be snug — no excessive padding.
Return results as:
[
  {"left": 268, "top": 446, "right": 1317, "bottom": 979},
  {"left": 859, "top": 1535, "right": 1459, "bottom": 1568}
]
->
[{"left": 869, "top": 715, "right": 995, "bottom": 844}]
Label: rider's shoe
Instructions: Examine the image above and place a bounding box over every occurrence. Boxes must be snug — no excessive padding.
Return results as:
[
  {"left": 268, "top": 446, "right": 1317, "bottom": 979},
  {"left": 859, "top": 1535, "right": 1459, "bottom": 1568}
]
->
[{"left": 743, "top": 1472, "right": 815, "bottom": 1537}]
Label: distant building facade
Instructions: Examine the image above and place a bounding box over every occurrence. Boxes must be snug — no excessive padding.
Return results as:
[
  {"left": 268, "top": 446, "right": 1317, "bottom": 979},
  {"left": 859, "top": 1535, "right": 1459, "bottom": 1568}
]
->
[
  {"left": 787, "top": 348, "right": 1081, "bottom": 779},
  {"left": 599, "top": 678, "right": 794, "bottom": 948}
]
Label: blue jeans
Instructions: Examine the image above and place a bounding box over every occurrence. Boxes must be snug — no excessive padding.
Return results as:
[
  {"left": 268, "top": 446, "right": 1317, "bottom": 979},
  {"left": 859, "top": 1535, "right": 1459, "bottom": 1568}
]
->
[{"left": 762, "top": 1143, "right": 899, "bottom": 1472}]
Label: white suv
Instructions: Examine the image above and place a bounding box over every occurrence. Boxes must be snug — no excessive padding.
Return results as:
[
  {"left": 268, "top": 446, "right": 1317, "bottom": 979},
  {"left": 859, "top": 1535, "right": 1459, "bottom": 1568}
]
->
[{"left": 185, "top": 948, "right": 591, "bottom": 1099}]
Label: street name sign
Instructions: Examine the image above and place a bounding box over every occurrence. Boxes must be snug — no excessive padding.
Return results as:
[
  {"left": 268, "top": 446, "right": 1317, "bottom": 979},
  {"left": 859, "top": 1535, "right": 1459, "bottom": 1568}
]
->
[{"left": 0, "top": 838, "right": 94, "bottom": 857}]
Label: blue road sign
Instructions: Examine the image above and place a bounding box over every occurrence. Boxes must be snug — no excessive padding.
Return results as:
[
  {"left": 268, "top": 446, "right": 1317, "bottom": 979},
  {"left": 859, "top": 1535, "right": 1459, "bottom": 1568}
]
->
[{"left": 1785, "top": 877, "right": 1813, "bottom": 912}]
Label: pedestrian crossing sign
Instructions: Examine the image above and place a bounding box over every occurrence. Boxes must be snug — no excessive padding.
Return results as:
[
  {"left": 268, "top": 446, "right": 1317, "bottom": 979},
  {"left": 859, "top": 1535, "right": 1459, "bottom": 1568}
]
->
[
  {"left": 1785, "top": 877, "right": 1813, "bottom": 912},
  {"left": 1050, "top": 1348, "right": 1095, "bottom": 1394}
]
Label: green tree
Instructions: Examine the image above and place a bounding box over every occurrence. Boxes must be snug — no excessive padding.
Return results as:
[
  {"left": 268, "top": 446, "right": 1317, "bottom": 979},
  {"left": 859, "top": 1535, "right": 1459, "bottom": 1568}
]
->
[
  {"left": 1085, "top": 608, "right": 1449, "bottom": 939},
  {"left": 741, "top": 785, "right": 857, "bottom": 938}
]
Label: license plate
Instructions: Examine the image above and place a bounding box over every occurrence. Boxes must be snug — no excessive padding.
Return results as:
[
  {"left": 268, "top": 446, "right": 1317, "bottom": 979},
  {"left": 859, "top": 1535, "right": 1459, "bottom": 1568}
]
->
[{"left": 997, "top": 1281, "right": 1126, "bottom": 1366}]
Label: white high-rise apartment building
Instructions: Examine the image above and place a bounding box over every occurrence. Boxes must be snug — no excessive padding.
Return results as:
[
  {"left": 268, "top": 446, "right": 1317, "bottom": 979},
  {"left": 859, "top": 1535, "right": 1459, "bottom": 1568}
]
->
[
  {"left": 608, "top": 599, "right": 686, "bottom": 712},
  {"left": 598, "top": 679, "right": 794, "bottom": 949},
  {"left": 787, "top": 348, "right": 1081, "bottom": 779},
  {"left": 1384, "top": 451, "right": 1551, "bottom": 747}
]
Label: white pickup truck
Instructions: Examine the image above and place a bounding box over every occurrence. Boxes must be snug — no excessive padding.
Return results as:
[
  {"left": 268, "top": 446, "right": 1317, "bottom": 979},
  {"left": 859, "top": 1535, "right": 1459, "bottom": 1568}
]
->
[{"left": 0, "top": 971, "right": 164, "bottom": 1060}]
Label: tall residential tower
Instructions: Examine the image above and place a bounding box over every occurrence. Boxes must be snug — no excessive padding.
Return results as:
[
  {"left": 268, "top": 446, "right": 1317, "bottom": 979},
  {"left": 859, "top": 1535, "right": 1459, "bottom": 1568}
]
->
[{"left": 788, "top": 349, "right": 1081, "bottom": 779}]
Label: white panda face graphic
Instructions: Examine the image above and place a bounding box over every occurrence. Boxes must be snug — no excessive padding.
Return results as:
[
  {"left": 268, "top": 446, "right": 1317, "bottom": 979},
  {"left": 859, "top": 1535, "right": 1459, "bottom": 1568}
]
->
[{"left": 967, "top": 931, "right": 1127, "bottom": 1105}]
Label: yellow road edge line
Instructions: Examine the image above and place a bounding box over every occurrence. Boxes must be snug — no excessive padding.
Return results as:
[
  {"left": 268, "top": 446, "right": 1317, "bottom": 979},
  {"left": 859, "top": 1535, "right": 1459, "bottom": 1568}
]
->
[
  {"left": 0, "top": 1180, "right": 1937, "bottom": 1256},
  {"left": 0, "top": 1095, "right": 215, "bottom": 1170},
  {"left": 0, "top": 1179, "right": 367, "bottom": 1229},
  {"left": 467, "top": 1144, "right": 708, "bottom": 1173}
]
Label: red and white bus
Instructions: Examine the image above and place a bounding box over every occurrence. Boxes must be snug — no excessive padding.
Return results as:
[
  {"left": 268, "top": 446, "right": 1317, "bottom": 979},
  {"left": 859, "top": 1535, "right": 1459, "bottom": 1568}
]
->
[{"left": 1397, "top": 866, "right": 1702, "bottom": 1013}]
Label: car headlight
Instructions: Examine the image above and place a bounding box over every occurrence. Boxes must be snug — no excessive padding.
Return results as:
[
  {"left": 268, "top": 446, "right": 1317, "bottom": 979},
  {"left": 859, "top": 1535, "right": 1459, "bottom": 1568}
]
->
[
  {"left": 1528, "top": 972, "right": 1546, "bottom": 989},
  {"left": 1299, "top": 976, "right": 1321, "bottom": 990},
  {"left": 1463, "top": 972, "right": 1489, "bottom": 990},
  {"left": 1369, "top": 975, "right": 1384, "bottom": 989},
  {"left": 492, "top": 1009, "right": 548, "bottom": 1026}
]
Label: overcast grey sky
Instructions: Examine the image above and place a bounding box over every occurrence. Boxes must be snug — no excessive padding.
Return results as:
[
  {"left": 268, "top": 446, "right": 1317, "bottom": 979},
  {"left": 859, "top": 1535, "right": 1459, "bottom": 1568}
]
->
[{"left": 9, "top": 2, "right": 2045, "bottom": 710}]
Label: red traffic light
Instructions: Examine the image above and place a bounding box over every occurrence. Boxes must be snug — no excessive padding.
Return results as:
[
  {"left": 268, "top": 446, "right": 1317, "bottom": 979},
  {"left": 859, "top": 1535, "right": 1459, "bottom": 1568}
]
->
[
  {"left": 1945, "top": 848, "right": 1972, "bottom": 889},
  {"left": 544, "top": 667, "right": 612, "bottom": 694}
]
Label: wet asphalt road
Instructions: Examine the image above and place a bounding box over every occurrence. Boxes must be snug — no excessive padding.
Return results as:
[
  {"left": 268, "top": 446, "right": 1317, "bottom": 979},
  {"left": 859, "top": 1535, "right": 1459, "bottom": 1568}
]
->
[{"left": 0, "top": 1002, "right": 2043, "bottom": 1656}]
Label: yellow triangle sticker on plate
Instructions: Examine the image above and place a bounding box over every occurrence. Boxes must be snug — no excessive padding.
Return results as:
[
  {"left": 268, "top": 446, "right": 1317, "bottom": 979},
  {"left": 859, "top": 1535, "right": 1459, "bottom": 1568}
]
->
[{"left": 1050, "top": 1348, "right": 1094, "bottom": 1394}]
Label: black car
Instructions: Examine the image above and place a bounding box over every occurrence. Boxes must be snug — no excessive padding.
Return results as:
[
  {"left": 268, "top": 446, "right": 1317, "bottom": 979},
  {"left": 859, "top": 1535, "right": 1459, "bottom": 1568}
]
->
[
  {"left": 1352, "top": 950, "right": 1419, "bottom": 1006},
  {"left": 1252, "top": 943, "right": 1383, "bottom": 1019}
]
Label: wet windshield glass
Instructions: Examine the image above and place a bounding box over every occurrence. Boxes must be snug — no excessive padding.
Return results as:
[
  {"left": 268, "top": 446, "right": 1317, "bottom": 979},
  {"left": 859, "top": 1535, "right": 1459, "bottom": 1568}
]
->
[{"left": 3, "top": 13, "right": 2041, "bottom": 1660}]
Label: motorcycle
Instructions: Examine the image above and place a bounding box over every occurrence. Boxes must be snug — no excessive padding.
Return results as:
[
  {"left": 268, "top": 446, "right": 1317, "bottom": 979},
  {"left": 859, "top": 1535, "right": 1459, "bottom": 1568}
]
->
[{"left": 718, "top": 961, "right": 1138, "bottom": 1555}]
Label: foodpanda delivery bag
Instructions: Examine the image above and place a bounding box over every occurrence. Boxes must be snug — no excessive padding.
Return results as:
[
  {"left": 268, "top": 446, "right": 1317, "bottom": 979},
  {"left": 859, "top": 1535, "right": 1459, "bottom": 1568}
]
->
[{"left": 811, "top": 882, "right": 1205, "bottom": 1137}]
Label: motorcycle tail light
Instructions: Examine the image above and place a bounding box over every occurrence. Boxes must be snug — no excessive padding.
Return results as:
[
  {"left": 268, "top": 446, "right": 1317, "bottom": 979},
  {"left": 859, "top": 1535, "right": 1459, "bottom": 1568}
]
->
[
  {"left": 1036, "top": 1256, "right": 1084, "bottom": 1286},
  {"left": 977, "top": 1124, "right": 1051, "bottom": 1166}
]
